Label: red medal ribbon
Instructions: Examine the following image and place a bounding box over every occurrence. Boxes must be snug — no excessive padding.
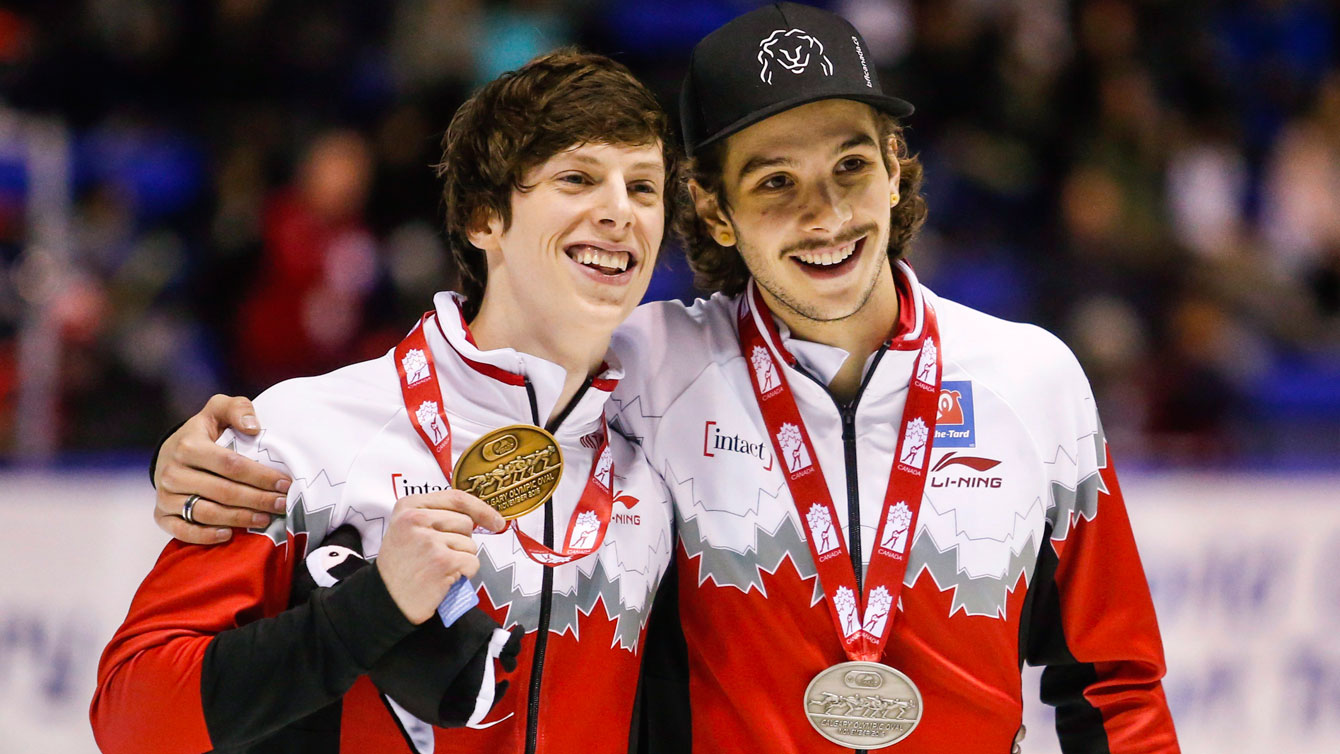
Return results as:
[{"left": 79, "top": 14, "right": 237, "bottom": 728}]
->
[
  {"left": 737, "top": 282, "right": 942, "bottom": 661},
  {"left": 395, "top": 312, "right": 615, "bottom": 567}
]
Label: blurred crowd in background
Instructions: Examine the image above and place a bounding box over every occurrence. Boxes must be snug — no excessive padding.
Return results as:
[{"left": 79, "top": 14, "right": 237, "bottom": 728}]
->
[{"left": 0, "top": 0, "right": 1337, "bottom": 468}]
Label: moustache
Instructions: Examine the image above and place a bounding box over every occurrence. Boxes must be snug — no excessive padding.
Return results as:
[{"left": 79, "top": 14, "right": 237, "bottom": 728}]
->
[{"left": 779, "top": 224, "right": 877, "bottom": 256}]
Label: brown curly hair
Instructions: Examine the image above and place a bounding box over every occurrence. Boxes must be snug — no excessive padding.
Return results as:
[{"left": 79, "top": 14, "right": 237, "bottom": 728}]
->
[
  {"left": 674, "top": 111, "right": 927, "bottom": 295},
  {"left": 437, "top": 49, "right": 679, "bottom": 318}
]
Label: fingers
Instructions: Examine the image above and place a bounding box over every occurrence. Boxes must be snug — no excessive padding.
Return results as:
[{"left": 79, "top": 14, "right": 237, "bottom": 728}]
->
[
  {"left": 398, "top": 506, "right": 486, "bottom": 541},
  {"left": 423, "top": 509, "right": 487, "bottom": 537},
  {"left": 437, "top": 531, "right": 479, "bottom": 556},
  {"left": 404, "top": 489, "right": 505, "bottom": 532},
  {"left": 159, "top": 464, "right": 287, "bottom": 515},
  {"left": 175, "top": 434, "right": 291, "bottom": 496},
  {"left": 154, "top": 505, "right": 233, "bottom": 545},
  {"left": 172, "top": 493, "right": 274, "bottom": 530},
  {"left": 440, "top": 546, "right": 481, "bottom": 581},
  {"left": 204, "top": 394, "right": 261, "bottom": 435}
]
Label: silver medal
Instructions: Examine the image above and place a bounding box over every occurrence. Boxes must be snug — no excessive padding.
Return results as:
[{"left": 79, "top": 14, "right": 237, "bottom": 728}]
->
[{"left": 804, "top": 661, "right": 922, "bottom": 748}]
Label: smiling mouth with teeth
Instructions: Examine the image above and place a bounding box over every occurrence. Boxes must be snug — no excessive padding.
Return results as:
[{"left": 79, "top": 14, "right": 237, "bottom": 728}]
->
[
  {"left": 791, "top": 239, "right": 860, "bottom": 268},
  {"left": 567, "top": 244, "right": 633, "bottom": 274}
]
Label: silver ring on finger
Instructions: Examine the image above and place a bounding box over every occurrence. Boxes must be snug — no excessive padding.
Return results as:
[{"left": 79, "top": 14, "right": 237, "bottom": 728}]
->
[{"left": 182, "top": 494, "right": 202, "bottom": 525}]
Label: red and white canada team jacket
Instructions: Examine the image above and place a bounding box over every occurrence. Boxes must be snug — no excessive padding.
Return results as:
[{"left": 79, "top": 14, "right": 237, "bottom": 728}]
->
[
  {"left": 92, "top": 292, "right": 673, "bottom": 754},
  {"left": 610, "top": 262, "right": 1179, "bottom": 753}
]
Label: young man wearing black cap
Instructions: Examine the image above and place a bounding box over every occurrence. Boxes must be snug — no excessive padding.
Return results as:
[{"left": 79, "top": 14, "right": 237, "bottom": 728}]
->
[
  {"left": 149, "top": 4, "right": 1179, "bottom": 752},
  {"left": 617, "top": 4, "right": 1176, "bottom": 752}
]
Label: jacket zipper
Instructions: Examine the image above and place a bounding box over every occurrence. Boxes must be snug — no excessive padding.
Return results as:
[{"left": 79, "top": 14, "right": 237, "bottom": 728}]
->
[
  {"left": 791, "top": 346, "right": 889, "bottom": 590},
  {"left": 523, "top": 375, "right": 594, "bottom": 754},
  {"left": 839, "top": 403, "right": 862, "bottom": 591}
]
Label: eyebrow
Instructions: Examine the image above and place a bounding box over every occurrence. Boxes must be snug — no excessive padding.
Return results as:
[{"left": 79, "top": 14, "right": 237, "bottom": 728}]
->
[
  {"left": 738, "top": 154, "right": 795, "bottom": 182},
  {"left": 736, "top": 133, "right": 880, "bottom": 182},
  {"left": 563, "top": 154, "right": 664, "bottom": 174},
  {"left": 837, "top": 134, "right": 879, "bottom": 153}
]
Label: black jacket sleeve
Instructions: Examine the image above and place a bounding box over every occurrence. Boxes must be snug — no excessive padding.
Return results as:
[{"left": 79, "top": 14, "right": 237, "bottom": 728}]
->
[{"left": 200, "top": 561, "right": 417, "bottom": 749}]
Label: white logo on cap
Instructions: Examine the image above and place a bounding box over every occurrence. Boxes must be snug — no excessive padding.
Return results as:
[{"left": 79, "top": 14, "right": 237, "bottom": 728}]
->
[{"left": 758, "top": 28, "right": 834, "bottom": 84}]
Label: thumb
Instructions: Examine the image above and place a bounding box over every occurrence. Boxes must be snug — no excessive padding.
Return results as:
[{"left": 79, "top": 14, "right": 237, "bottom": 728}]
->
[{"left": 204, "top": 394, "right": 262, "bottom": 436}]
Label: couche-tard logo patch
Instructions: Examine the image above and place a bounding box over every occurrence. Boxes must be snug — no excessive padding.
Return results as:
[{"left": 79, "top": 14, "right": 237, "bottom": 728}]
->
[{"left": 934, "top": 380, "right": 975, "bottom": 448}]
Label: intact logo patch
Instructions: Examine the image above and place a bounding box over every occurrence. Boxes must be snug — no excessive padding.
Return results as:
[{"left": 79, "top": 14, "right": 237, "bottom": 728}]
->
[{"left": 934, "top": 380, "right": 975, "bottom": 448}]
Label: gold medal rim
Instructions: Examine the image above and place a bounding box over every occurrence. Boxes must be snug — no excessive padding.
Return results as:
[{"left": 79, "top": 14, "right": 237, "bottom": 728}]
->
[
  {"left": 451, "top": 424, "right": 564, "bottom": 520},
  {"left": 803, "top": 660, "right": 923, "bottom": 748}
]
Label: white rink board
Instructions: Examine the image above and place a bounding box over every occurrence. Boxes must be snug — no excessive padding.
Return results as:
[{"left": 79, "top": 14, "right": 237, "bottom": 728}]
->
[
  {"left": 1021, "top": 473, "right": 1340, "bottom": 754},
  {"left": 0, "top": 472, "right": 169, "bottom": 754},
  {"left": 2, "top": 471, "right": 1338, "bottom": 753}
]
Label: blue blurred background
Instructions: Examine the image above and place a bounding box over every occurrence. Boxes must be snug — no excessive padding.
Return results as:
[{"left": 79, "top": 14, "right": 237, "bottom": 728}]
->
[{"left": 1, "top": 0, "right": 1338, "bottom": 470}]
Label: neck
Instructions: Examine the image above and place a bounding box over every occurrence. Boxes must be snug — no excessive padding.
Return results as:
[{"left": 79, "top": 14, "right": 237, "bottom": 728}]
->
[
  {"left": 469, "top": 293, "right": 612, "bottom": 426},
  {"left": 765, "top": 262, "right": 901, "bottom": 403}
]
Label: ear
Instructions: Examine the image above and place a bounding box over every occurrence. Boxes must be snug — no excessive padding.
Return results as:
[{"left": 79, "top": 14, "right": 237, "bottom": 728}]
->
[
  {"left": 688, "top": 180, "right": 736, "bottom": 247},
  {"left": 465, "top": 206, "right": 505, "bottom": 253},
  {"left": 885, "top": 135, "right": 902, "bottom": 196}
]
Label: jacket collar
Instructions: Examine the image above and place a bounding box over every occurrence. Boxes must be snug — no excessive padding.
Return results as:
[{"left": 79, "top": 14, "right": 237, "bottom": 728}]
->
[
  {"left": 421, "top": 291, "right": 622, "bottom": 438},
  {"left": 746, "top": 260, "right": 926, "bottom": 388}
]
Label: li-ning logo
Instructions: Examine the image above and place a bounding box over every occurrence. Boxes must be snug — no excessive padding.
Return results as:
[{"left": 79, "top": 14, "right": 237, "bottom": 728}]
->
[
  {"left": 806, "top": 503, "right": 840, "bottom": 555},
  {"left": 416, "top": 401, "right": 449, "bottom": 446},
  {"left": 758, "top": 28, "right": 834, "bottom": 84},
  {"left": 750, "top": 345, "right": 780, "bottom": 393},
  {"left": 929, "top": 452, "right": 1003, "bottom": 489},
  {"left": 777, "top": 422, "right": 813, "bottom": 475},
  {"left": 613, "top": 490, "right": 641, "bottom": 526},
  {"left": 402, "top": 348, "right": 430, "bottom": 385}
]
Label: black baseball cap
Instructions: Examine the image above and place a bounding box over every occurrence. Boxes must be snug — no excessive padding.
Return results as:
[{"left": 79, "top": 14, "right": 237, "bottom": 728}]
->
[{"left": 680, "top": 2, "right": 914, "bottom": 157}]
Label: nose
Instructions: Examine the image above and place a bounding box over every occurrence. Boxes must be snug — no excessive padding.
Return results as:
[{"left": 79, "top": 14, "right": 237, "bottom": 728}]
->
[
  {"left": 803, "top": 179, "right": 852, "bottom": 234},
  {"left": 594, "top": 174, "right": 634, "bottom": 232}
]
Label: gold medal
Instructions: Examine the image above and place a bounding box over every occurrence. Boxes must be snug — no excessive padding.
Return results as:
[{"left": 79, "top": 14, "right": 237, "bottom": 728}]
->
[
  {"left": 804, "top": 661, "right": 922, "bottom": 747},
  {"left": 452, "top": 425, "right": 564, "bottom": 520}
]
